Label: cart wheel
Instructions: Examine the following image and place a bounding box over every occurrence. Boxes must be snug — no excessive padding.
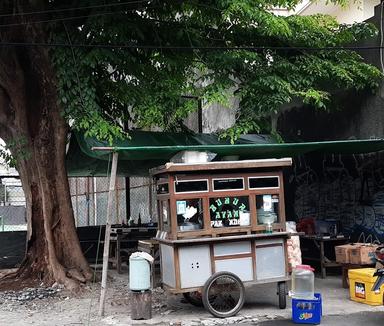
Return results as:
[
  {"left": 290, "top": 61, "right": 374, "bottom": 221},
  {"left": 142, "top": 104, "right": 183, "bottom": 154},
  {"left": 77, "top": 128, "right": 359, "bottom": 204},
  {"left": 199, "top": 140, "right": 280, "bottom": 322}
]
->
[
  {"left": 278, "top": 281, "right": 287, "bottom": 309},
  {"left": 183, "top": 291, "right": 203, "bottom": 307},
  {"left": 202, "top": 272, "right": 245, "bottom": 318}
]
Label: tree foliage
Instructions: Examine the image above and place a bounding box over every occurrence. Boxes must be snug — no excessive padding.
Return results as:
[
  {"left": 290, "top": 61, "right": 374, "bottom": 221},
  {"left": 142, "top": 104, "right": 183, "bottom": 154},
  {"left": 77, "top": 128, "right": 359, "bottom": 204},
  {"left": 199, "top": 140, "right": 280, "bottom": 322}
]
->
[{"left": 35, "top": 0, "right": 379, "bottom": 142}]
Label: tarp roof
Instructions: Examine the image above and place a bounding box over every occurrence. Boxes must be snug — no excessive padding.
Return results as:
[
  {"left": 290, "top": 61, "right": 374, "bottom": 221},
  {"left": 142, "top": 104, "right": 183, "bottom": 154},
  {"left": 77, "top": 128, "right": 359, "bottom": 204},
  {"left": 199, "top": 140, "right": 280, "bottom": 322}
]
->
[{"left": 66, "top": 131, "right": 384, "bottom": 177}]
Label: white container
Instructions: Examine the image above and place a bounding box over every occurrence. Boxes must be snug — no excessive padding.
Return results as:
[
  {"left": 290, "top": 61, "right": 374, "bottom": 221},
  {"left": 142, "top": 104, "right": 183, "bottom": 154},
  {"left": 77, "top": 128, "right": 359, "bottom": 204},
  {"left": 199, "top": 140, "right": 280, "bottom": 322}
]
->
[
  {"left": 170, "top": 151, "right": 216, "bottom": 163},
  {"left": 129, "top": 254, "right": 151, "bottom": 291},
  {"left": 291, "top": 265, "right": 315, "bottom": 300}
]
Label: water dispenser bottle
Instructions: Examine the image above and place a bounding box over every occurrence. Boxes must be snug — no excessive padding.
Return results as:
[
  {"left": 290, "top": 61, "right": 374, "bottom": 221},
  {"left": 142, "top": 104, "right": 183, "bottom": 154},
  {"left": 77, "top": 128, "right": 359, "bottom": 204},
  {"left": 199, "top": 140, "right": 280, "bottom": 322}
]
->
[{"left": 291, "top": 265, "right": 315, "bottom": 299}]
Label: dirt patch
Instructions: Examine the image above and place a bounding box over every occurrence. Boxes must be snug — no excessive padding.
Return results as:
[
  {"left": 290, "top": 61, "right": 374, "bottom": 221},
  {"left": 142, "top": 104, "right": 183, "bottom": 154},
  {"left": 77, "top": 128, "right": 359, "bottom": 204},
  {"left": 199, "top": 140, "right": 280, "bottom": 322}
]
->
[{"left": 0, "top": 268, "right": 42, "bottom": 291}]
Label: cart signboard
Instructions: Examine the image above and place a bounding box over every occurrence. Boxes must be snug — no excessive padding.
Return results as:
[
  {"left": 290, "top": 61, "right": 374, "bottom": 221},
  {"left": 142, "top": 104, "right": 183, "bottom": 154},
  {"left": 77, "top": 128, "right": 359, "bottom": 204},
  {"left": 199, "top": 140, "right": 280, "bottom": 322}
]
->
[{"left": 209, "top": 196, "right": 249, "bottom": 228}]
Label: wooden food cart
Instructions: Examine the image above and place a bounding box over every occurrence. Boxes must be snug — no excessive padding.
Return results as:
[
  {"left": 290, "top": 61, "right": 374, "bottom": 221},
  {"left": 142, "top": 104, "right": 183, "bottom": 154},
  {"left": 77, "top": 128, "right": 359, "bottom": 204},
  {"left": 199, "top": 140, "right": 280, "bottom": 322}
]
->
[{"left": 151, "top": 158, "right": 292, "bottom": 318}]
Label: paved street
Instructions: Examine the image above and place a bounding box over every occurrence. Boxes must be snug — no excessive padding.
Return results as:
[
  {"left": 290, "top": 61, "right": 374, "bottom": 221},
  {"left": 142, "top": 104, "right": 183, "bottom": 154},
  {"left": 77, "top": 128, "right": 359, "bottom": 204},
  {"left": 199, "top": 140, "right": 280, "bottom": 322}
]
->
[{"left": 257, "top": 311, "right": 384, "bottom": 326}]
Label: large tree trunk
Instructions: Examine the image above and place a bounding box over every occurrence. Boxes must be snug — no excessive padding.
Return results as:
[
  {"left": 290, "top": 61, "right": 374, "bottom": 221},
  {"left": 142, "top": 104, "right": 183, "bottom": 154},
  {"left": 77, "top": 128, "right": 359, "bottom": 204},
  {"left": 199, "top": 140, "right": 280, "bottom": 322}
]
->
[{"left": 0, "top": 14, "right": 93, "bottom": 291}]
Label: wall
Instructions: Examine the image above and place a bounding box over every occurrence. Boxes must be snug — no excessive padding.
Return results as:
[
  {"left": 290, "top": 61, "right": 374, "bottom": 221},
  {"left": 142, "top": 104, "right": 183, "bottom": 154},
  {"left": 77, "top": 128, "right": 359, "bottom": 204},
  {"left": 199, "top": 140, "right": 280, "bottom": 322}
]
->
[
  {"left": 291, "top": 153, "right": 384, "bottom": 242},
  {"left": 202, "top": 99, "right": 238, "bottom": 133},
  {"left": 278, "top": 3, "right": 384, "bottom": 141},
  {"left": 299, "top": 0, "right": 380, "bottom": 24},
  {"left": 274, "top": 0, "right": 380, "bottom": 24},
  {"left": 278, "top": 4, "right": 384, "bottom": 242}
]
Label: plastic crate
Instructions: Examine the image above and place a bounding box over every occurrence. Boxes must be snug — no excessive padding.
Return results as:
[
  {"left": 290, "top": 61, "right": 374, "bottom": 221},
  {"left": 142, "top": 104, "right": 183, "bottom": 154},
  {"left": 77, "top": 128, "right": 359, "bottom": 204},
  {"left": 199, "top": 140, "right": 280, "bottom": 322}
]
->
[{"left": 292, "top": 293, "right": 322, "bottom": 324}]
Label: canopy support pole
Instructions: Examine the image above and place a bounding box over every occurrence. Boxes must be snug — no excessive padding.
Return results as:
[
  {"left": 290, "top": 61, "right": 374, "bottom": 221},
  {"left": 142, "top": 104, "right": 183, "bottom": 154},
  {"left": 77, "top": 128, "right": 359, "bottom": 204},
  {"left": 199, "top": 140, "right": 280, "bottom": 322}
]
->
[{"left": 99, "top": 152, "right": 119, "bottom": 316}]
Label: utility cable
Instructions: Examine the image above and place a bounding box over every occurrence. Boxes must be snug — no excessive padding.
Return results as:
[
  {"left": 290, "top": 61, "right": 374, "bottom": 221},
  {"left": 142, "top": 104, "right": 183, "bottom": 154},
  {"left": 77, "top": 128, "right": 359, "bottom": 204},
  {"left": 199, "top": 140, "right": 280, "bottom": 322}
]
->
[
  {"left": 0, "top": 0, "right": 154, "bottom": 18},
  {"left": 0, "top": 41, "right": 382, "bottom": 52},
  {"left": 0, "top": 6, "right": 161, "bottom": 28}
]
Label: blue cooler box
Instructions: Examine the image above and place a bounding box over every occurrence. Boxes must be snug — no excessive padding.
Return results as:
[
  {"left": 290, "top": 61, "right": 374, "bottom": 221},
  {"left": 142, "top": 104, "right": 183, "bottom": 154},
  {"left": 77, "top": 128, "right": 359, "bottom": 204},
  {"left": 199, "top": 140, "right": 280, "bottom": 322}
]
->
[{"left": 292, "top": 293, "right": 322, "bottom": 324}]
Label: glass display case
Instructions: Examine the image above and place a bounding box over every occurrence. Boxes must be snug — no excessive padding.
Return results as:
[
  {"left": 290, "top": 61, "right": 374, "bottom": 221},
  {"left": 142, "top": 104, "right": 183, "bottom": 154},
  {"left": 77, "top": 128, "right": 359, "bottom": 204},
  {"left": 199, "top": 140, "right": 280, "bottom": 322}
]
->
[{"left": 151, "top": 161, "right": 288, "bottom": 238}]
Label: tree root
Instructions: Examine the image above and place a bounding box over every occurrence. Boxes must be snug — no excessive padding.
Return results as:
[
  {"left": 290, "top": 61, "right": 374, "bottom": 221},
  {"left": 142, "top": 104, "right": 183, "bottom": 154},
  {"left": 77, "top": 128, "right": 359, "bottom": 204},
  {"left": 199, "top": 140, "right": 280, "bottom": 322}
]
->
[
  {"left": 66, "top": 268, "right": 86, "bottom": 283},
  {"left": 0, "top": 258, "right": 92, "bottom": 293}
]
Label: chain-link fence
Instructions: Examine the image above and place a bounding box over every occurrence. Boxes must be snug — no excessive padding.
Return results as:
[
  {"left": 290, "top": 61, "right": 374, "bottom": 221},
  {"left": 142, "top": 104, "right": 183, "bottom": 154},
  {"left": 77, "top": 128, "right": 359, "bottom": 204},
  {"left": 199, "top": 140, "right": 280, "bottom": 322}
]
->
[
  {"left": 69, "top": 176, "right": 157, "bottom": 227},
  {"left": 0, "top": 178, "right": 26, "bottom": 231},
  {"left": 129, "top": 176, "right": 157, "bottom": 223},
  {"left": 0, "top": 175, "right": 157, "bottom": 231}
]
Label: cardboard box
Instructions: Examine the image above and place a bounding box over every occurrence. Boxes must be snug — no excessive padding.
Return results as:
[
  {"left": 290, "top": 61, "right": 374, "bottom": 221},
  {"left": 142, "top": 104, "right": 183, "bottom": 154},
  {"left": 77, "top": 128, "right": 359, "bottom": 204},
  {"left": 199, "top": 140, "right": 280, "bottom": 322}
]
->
[
  {"left": 335, "top": 244, "right": 354, "bottom": 264},
  {"left": 335, "top": 243, "right": 363, "bottom": 264},
  {"left": 350, "top": 244, "right": 378, "bottom": 265}
]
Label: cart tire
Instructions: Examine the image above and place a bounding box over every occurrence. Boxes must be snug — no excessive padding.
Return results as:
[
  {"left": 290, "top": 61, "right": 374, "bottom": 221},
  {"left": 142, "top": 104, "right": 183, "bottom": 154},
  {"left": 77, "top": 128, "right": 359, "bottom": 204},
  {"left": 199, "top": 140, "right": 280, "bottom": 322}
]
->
[
  {"left": 202, "top": 272, "right": 245, "bottom": 318},
  {"left": 183, "top": 291, "right": 203, "bottom": 307},
  {"left": 278, "top": 281, "right": 287, "bottom": 309}
]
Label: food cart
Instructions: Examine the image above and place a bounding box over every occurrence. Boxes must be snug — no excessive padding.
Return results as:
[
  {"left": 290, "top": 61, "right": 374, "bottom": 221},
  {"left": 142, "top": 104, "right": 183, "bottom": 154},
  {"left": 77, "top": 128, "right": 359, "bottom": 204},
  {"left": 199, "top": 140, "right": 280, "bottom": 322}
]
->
[{"left": 151, "top": 158, "right": 292, "bottom": 317}]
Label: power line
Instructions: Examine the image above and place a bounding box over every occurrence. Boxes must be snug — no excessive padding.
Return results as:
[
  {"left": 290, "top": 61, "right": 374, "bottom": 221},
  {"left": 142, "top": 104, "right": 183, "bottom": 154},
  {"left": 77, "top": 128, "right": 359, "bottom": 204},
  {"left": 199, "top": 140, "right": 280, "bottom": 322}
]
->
[
  {"left": 0, "top": 41, "right": 381, "bottom": 52},
  {"left": 0, "top": 6, "right": 163, "bottom": 28},
  {"left": 0, "top": 0, "right": 153, "bottom": 18},
  {"left": 0, "top": 11, "right": 125, "bottom": 27}
]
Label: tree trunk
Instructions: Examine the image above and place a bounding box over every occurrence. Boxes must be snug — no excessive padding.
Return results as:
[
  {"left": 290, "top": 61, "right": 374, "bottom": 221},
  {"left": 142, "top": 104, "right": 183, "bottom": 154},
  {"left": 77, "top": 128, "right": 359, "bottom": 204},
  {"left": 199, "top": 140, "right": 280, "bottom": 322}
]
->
[{"left": 0, "top": 19, "right": 93, "bottom": 291}]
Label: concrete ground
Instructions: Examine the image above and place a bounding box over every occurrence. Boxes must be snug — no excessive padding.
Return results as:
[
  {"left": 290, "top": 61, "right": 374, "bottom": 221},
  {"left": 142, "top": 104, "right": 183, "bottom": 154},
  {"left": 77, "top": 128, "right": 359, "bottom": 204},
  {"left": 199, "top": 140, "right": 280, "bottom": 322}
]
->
[
  {"left": 0, "top": 270, "right": 383, "bottom": 325},
  {"left": 153, "top": 275, "right": 384, "bottom": 325},
  {"left": 258, "top": 311, "right": 384, "bottom": 326}
]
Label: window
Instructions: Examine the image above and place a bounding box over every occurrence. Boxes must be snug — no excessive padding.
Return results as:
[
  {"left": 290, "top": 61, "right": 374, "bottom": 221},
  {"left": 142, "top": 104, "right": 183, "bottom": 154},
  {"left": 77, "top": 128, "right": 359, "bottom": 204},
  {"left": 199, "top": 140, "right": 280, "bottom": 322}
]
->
[
  {"left": 249, "top": 176, "right": 279, "bottom": 189},
  {"left": 256, "top": 194, "right": 280, "bottom": 224},
  {"left": 212, "top": 178, "right": 244, "bottom": 191},
  {"left": 156, "top": 183, "right": 169, "bottom": 194},
  {"left": 160, "top": 200, "right": 170, "bottom": 228},
  {"left": 176, "top": 198, "right": 204, "bottom": 231},
  {"left": 174, "top": 180, "right": 208, "bottom": 193},
  {"left": 209, "top": 196, "right": 250, "bottom": 228}
]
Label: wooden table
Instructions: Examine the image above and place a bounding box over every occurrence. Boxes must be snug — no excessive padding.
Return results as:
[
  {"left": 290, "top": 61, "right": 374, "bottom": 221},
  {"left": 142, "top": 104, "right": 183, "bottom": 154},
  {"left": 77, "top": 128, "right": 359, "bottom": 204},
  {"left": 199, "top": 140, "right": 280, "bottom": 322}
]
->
[
  {"left": 138, "top": 239, "right": 159, "bottom": 259},
  {"left": 300, "top": 235, "right": 349, "bottom": 278},
  {"left": 109, "top": 226, "right": 157, "bottom": 274}
]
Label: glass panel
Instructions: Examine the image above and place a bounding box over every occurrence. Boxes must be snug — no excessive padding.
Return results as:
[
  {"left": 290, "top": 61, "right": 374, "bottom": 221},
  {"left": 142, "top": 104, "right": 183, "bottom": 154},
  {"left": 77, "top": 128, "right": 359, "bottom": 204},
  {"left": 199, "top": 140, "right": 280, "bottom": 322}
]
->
[
  {"left": 213, "top": 178, "right": 244, "bottom": 191},
  {"left": 209, "top": 196, "right": 250, "bottom": 228},
  {"left": 161, "top": 200, "right": 169, "bottom": 227},
  {"left": 175, "top": 180, "right": 208, "bottom": 193},
  {"left": 176, "top": 198, "right": 204, "bottom": 231},
  {"left": 249, "top": 177, "right": 279, "bottom": 189},
  {"left": 256, "top": 194, "right": 280, "bottom": 224},
  {"left": 157, "top": 183, "right": 169, "bottom": 194}
]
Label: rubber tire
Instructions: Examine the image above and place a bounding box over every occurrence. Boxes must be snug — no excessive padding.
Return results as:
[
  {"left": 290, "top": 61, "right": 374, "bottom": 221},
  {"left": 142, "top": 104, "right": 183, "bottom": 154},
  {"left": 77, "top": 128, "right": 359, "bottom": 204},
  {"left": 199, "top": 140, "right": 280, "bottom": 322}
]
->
[
  {"left": 278, "top": 281, "right": 287, "bottom": 309},
  {"left": 183, "top": 291, "right": 203, "bottom": 307},
  {"left": 202, "top": 271, "right": 245, "bottom": 318}
]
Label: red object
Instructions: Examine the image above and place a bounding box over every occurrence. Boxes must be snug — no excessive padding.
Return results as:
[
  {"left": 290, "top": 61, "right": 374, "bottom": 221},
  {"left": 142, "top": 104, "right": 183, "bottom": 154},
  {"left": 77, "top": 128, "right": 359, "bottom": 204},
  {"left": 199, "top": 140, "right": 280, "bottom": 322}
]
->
[
  {"left": 295, "top": 264, "right": 315, "bottom": 272},
  {"left": 375, "top": 246, "right": 384, "bottom": 261},
  {"left": 296, "top": 217, "right": 316, "bottom": 235}
]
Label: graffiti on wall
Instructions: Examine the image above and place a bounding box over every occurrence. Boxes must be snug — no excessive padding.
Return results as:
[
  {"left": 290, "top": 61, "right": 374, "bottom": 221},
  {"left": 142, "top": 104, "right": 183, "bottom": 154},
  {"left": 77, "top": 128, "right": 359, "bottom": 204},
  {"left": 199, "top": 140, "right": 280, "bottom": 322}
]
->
[{"left": 292, "top": 153, "right": 384, "bottom": 242}]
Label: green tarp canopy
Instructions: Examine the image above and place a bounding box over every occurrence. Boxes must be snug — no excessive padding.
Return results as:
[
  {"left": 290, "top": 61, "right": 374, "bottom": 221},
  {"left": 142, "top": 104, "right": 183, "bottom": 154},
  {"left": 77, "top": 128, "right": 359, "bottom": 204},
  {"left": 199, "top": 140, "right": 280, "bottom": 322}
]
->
[{"left": 66, "top": 131, "right": 384, "bottom": 177}]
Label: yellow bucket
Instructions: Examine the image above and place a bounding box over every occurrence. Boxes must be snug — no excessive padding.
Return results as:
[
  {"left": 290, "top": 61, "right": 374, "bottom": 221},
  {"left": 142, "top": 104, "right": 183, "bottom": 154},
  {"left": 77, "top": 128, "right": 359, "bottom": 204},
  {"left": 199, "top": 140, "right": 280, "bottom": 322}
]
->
[{"left": 348, "top": 268, "right": 384, "bottom": 306}]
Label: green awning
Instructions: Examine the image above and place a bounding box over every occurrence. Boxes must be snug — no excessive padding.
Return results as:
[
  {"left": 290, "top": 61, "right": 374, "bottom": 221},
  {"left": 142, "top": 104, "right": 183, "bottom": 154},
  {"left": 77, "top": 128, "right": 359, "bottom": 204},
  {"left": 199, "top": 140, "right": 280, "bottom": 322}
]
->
[{"left": 66, "top": 131, "right": 384, "bottom": 176}]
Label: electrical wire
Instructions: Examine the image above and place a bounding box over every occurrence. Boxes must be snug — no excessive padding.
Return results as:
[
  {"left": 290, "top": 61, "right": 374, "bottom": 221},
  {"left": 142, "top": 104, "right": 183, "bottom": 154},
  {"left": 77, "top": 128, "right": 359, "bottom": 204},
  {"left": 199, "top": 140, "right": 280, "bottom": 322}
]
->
[
  {"left": 0, "top": 6, "right": 163, "bottom": 28},
  {"left": 0, "top": 41, "right": 382, "bottom": 52},
  {"left": 0, "top": 0, "right": 153, "bottom": 18}
]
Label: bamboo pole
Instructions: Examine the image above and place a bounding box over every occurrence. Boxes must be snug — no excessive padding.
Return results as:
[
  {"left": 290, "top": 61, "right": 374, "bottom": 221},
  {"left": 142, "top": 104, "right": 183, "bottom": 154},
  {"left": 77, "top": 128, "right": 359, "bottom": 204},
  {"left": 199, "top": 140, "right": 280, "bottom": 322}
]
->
[{"left": 99, "top": 152, "right": 119, "bottom": 316}]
